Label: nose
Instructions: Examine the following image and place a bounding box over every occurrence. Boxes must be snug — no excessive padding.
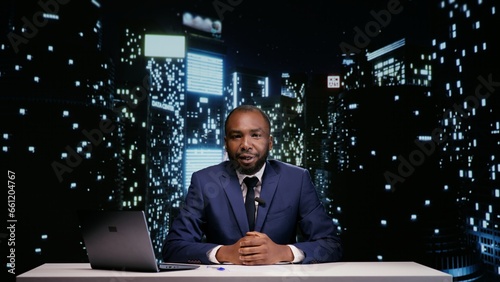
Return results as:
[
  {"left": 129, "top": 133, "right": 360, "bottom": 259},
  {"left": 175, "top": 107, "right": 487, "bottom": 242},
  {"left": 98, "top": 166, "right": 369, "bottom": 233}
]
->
[{"left": 240, "top": 135, "right": 252, "bottom": 150}]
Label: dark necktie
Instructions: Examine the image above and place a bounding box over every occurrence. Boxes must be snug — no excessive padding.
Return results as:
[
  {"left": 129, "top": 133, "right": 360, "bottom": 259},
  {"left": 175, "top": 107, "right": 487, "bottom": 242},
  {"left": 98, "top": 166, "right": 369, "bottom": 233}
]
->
[{"left": 244, "top": 177, "right": 258, "bottom": 231}]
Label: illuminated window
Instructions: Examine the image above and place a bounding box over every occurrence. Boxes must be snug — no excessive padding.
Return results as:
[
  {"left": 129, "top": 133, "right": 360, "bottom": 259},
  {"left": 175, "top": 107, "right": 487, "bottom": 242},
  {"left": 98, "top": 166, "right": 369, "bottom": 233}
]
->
[{"left": 187, "top": 52, "right": 223, "bottom": 95}]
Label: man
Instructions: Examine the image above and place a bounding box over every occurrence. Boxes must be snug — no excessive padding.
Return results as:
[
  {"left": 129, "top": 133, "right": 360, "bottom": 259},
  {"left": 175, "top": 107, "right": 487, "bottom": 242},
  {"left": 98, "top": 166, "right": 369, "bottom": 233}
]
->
[{"left": 162, "top": 105, "right": 342, "bottom": 265}]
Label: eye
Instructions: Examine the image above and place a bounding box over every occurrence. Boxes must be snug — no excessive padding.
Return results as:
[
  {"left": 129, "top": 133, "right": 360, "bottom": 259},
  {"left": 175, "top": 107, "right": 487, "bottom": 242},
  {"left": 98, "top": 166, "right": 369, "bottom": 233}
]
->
[{"left": 252, "top": 133, "right": 262, "bottom": 139}]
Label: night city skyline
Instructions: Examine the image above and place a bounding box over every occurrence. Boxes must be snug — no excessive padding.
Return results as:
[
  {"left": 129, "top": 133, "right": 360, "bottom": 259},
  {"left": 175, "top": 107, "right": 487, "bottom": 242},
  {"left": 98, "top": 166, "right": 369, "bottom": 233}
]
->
[{"left": 1, "top": 1, "right": 499, "bottom": 281}]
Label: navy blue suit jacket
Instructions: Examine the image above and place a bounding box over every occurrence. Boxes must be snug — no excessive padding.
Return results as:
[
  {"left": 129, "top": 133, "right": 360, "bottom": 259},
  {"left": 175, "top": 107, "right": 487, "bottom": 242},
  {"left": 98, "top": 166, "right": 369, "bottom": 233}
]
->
[{"left": 162, "top": 160, "right": 342, "bottom": 264}]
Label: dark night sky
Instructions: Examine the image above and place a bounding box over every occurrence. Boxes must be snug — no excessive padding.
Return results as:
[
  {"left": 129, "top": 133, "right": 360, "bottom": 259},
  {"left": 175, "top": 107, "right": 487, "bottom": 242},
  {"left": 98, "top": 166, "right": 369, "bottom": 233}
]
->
[{"left": 104, "top": 0, "right": 431, "bottom": 75}]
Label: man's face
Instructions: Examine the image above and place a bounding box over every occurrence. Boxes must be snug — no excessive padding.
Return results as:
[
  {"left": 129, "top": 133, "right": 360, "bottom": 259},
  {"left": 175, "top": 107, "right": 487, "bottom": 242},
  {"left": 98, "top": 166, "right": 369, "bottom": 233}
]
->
[{"left": 224, "top": 110, "right": 273, "bottom": 175}]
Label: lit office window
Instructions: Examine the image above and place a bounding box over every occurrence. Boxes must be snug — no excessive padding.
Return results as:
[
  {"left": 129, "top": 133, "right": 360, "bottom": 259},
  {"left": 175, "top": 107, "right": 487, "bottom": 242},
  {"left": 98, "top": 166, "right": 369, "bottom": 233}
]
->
[
  {"left": 187, "top": 52, "right": 223, "bottom": 95},
  {"left": 28, "top": 146, "right": 35, "bottom": 153},
  {"left": 411, "top": 214, "right": 417, "bottom": 221},
  {"left": 43, "top": 13, "right": 59, "bottom": 20},
  {"left": 184, "top": 148, "right": 224, "bottom": 191},
  {"left": 19, "top": 108, "right": 26, "bottom": 115},
  {"left": 62, "top": 110, "right": 69, "bottom": 117},
  {"left": 381, "top": 220, "right": 387, "bottom": 226},
  {"left": 434, "top": 229, "right": 440, "bottom": 234}
]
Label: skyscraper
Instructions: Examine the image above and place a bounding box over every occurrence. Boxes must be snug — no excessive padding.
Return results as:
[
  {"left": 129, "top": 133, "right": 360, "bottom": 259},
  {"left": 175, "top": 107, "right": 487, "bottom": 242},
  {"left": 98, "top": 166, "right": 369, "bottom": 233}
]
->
[
  {"left": 333, "top": 38, "right": 447, "bottom": 269},
  {"left": 432, "top": 0, "right": 500, "bottom": 279},
  {"left": 1, "top": 0, "right": 119, "bottom": 274}
]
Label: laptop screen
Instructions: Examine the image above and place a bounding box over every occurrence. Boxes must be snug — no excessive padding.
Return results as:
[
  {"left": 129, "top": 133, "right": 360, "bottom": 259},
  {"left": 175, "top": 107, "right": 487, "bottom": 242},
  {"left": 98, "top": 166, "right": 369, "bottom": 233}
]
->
[{"left": 77, "top": 210, "right": 199, "bottom": 272}]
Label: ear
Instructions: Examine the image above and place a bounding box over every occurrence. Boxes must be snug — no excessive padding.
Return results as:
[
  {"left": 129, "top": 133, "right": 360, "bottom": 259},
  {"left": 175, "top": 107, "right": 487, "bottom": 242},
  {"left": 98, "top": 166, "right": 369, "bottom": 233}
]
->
[{"left": 268, "top": 135, "right": 273, "bottom": 150}]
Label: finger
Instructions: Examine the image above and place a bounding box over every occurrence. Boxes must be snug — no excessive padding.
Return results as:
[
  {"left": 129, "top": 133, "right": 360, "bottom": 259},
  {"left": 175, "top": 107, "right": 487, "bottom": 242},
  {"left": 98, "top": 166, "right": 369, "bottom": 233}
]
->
[
  {"left": 245, "top": 231, "right": 260, "bottom": 237},
  {"left": 240, "top": 237, "right": 264, "bottom": 247},
  {"left": 239, "top": 246, "right": 257, "bottom": 256},
  {"left": 240, "top": 255, "right": 266, "bottom": 265}
]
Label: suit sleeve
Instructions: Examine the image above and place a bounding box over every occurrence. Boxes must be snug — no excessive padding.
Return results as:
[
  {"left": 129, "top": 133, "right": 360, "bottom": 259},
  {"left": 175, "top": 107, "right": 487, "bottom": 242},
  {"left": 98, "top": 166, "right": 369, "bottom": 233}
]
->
[
  {"left": 293, "top": 169, "right": 343, "bottom": 263},
  {"left": 162, "top": 171, "right": 218, "bottom": 264}
]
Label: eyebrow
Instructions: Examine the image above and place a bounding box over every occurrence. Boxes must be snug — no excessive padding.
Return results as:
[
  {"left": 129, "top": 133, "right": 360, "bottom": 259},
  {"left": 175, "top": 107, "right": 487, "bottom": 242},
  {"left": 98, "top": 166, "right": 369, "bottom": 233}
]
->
[{"left": 227, "top": 128, "right": 267, "bottom": 135}]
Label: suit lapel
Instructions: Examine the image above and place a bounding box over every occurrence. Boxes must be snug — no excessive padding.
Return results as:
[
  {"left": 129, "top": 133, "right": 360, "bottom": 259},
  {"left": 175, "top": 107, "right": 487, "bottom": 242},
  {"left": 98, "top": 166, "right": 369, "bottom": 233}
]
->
[
  {"left": 255, "top": 162, "right": 279, "bottom": 231},
  {"left": 220, "top": 162, "right": 248, "bottom": 235}
]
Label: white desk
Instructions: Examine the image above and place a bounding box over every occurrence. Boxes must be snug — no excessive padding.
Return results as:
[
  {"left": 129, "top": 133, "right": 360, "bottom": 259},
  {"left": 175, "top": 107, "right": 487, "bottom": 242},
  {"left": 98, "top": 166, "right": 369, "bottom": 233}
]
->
[{"left": 17, "top": 262, "right": 452, "bottom": 282}]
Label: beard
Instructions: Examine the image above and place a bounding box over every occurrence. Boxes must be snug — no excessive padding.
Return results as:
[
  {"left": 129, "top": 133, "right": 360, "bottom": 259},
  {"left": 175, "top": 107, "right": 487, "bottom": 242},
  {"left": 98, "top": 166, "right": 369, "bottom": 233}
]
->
[{"left": 229, "top": 149, "right": 269, "bottom": 175}]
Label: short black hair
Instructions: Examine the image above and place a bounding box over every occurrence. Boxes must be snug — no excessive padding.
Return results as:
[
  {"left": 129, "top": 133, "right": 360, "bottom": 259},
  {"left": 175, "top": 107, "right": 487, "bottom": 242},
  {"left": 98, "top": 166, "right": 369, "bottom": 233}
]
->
[{"left": 224, "top": 105, "right": 271, "bottom": 136}]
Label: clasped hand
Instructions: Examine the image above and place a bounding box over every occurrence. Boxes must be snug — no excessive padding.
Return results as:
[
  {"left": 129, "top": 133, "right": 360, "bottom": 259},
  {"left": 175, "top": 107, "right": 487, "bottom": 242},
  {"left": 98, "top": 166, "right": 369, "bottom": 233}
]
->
[{"left": 216, "top": 231, "right": 293, "bottom": 265}]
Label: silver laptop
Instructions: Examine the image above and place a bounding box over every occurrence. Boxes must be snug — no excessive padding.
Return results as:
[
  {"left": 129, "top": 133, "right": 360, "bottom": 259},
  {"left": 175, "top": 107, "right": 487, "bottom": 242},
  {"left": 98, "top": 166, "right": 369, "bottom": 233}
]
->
[{"left": 77, "top": 210, "right": 200, "bottom": 272}]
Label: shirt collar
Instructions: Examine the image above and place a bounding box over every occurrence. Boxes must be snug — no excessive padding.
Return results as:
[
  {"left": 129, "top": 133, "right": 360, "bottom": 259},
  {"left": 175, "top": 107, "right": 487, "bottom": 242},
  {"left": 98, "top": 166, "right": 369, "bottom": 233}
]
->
[{"left": 237, "top": 162, "right": 266, "bottom": 186}]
